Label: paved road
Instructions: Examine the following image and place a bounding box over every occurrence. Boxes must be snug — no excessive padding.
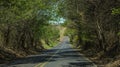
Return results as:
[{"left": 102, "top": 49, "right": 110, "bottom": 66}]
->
[{"left": 0, "top": 36, "right": 97, "bottom": 67}]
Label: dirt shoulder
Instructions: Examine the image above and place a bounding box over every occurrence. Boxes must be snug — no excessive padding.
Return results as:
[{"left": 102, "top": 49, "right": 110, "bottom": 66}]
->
[{"left": 80, "top": 50, "right": 120, "bottom": 67}]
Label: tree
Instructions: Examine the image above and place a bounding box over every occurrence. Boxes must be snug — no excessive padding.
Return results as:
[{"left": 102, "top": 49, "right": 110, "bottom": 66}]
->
[
  {"left": 58, "top": 0, "right": 120, "bottom": 55},
  {"left": 0, "top": 0, "right": 60, "bottom": 57}
]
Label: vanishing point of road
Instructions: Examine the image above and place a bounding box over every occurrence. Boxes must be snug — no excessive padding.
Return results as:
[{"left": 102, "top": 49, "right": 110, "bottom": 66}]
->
[{"left": 1, "top": 36, "right": 97, "bottom": 67}]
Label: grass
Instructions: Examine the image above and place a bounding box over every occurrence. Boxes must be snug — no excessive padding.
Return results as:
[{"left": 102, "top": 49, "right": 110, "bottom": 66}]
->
[{"left": 41, "top": 39, "right": 58, "bottom": 49}]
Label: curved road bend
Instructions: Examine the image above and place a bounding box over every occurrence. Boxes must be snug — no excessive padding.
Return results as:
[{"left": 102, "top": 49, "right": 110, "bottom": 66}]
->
[{"left": 1, "top": 36, "right": 97, "bottom": 67}]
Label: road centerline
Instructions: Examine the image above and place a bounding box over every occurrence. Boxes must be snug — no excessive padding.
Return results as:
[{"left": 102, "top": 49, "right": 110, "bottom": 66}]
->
[{"left": 34, "top": 43, "right": 64, "bottom": 67}]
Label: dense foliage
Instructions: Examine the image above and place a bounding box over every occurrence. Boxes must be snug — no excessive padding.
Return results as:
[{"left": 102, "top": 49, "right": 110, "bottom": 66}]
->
[
  {"left": 60, "top": 0, "right": 120, "bottom": 57},
  {"left": 0, "top": 0, "right": 120, "bottom": 66},
  {"left": 0, "top": 0, "right": 60, "bottom": 61}
]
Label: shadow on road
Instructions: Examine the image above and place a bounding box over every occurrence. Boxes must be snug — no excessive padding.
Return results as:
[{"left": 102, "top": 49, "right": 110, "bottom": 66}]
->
[
  {"left": 5, "top": 36, "right": 95, "bottom": 67},
  {"left": 62, "top": 62, "right": 94, "bottom": 67},
  {"left": 5, "top": 48, "right": 94, "bottom": 67}
]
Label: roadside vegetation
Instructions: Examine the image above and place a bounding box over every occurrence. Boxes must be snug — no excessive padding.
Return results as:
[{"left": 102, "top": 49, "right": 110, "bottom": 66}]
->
[
  {"left": 60, "top": 0, "right": 120, "bottom": 67},
  {"left": 0, "top": 0, "right": 60, "bottom": 63},
  {"left": 0, "top": 0, "right": 120, "bottom": 67}
]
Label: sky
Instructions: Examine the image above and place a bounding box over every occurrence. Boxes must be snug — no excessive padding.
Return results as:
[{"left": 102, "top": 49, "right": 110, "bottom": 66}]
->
[{"left": 49, "top": 18, "right": 65, "bottom": 24}]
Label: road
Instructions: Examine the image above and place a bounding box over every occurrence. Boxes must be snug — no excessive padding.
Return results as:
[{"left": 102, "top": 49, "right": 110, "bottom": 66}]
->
[{"left": 0, "top": 36, "right": 97, "bottom": 67}]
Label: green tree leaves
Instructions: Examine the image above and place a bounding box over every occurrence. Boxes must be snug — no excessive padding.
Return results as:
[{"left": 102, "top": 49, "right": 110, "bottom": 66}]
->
[
  {"left": 112, "top": 8, "right": 120, "bottom": 15},
  {"left": 0, "top": 0, "right": 60, "bottom": 58}
]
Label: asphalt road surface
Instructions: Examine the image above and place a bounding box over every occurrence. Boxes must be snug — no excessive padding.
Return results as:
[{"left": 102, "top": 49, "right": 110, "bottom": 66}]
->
[{"left": 0, "top": 36, "right": 97, "bottom": 67}]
